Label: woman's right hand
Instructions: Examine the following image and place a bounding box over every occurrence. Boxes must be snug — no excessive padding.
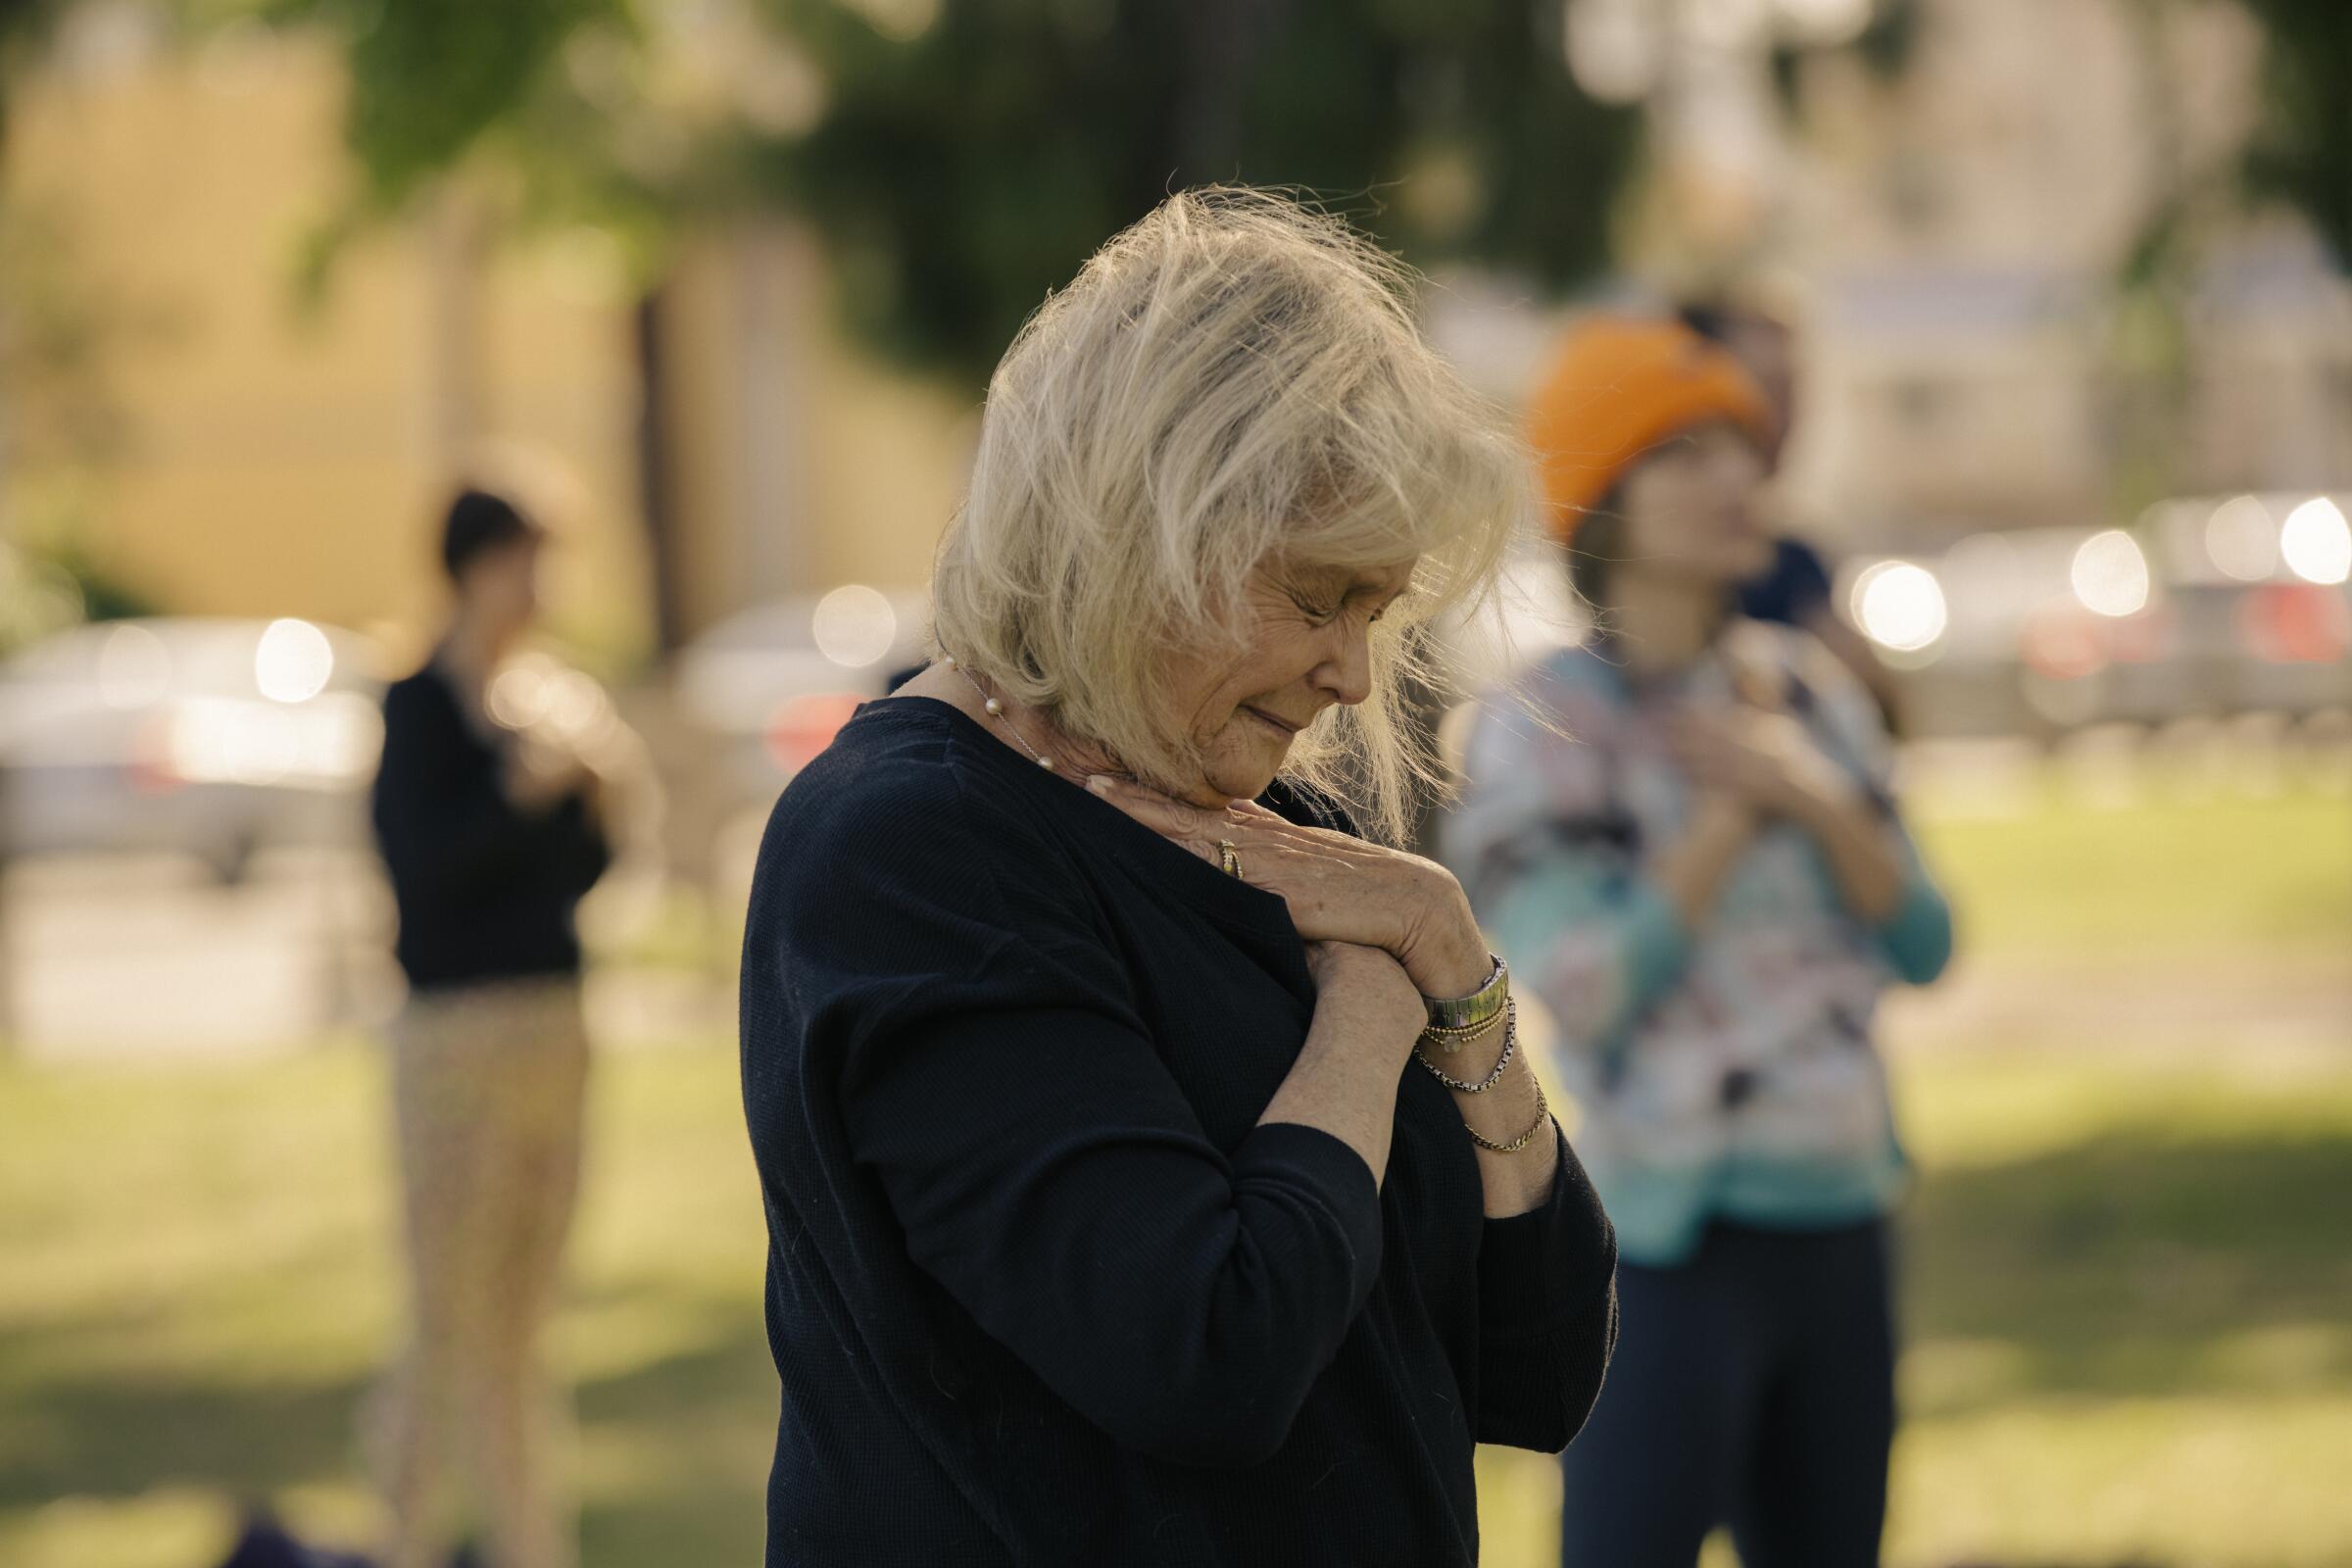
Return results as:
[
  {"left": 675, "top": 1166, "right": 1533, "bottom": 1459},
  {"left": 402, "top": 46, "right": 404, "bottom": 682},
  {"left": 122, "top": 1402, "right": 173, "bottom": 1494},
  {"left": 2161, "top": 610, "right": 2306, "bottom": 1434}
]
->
[{"left": 1085, "top": 777, "right": 1494, "bottom": 1002}]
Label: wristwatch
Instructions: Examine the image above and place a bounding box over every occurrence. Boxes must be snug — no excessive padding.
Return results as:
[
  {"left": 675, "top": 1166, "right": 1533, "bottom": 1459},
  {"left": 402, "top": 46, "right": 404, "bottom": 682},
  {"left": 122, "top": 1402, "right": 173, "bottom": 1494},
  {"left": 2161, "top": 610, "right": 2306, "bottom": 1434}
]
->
[{"left": 1423, "top": 953, "right": 1508, "bottom": 1032}]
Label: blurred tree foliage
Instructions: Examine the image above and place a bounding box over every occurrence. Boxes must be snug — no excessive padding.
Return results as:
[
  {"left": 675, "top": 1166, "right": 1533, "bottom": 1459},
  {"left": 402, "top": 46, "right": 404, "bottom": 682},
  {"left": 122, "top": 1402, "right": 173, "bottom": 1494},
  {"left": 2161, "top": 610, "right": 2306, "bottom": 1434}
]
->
[
  {"left": 0, "top": 154, "right": 172, "bottom": 636},
  {"left": 0, "top": 0, "right": 69, "bottom": 146},
  {"left": 752, "top": 0, "right": 1642, "bottom": 383},
  {"left": 251, "top": 0, "right": 2352, "bottom": 388},
  {"left": 1, "top": 2, "right": 2340, "bottom": 374},
  {"left": 2096, "top": 0, "right": 2351, "bottom": 518},
  {"left": 268, "top": 0, "right": 629, "bottom": 210},
  {"left": 2234, "top": 0, "right": 2351, "bottom": 268},
  {"left": 235, "top": 0, "right": 677, "bottom": 299},
  {"left": 232, "top": 0, "right": 1646, "bottom": 386}
]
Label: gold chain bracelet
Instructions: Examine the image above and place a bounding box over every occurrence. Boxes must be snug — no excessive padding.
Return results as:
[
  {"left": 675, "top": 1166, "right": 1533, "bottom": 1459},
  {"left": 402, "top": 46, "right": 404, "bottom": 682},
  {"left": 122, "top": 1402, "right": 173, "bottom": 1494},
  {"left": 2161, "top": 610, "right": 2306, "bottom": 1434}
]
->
[
  {"left": 1418, "top": 1004, "right": 1507, "bottom": 1055},
  {"left": 1465, "top": 1076, "right": 1550, "bottom": 1154}
]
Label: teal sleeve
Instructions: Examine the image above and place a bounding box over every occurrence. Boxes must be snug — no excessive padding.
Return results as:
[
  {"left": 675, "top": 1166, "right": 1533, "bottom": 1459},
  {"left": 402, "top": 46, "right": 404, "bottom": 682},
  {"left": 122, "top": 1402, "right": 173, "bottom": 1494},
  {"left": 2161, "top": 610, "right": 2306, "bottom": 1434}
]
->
[
  {"left": 1874, "top": 871, "right": 1953, "bottom": 985},
  {"left": 1488, "top": 864, "right": 1693, "bottom": 1054},
  {"left": 1618, "top": 879, "right": 1693, "bottom": 1013}
]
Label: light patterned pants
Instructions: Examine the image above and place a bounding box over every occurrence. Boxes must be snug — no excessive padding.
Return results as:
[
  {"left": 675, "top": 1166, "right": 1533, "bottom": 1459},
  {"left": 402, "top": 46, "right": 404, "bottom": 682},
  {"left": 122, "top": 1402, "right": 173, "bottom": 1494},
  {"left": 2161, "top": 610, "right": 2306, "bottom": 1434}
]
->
[{"left": 364, "top": 975, "right": 589, "bottom": 1568}]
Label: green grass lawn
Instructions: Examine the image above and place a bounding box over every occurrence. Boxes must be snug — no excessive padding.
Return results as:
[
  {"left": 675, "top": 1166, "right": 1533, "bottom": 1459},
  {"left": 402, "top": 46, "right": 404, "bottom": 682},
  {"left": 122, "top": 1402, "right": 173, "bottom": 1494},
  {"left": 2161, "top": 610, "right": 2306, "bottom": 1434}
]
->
[
  {"left": 1906, "top": 773, "right": 2352, "bottom": 960},
  {"left": 2, "top": 778, "right": 2347, "bottom": 1567},
  {"left": 8, "top": 1043, "right": 2348, "bottom": 1568},
  {"left": 1486, "top": 1048, "right": 2352, "bottom": 1568}
]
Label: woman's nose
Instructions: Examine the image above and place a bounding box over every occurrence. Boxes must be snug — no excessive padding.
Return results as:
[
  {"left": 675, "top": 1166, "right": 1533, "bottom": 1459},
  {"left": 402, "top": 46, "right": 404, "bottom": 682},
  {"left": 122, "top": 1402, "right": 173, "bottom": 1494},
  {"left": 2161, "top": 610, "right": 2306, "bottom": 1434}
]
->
[{"left": 1315, "top": 625, "right": 1375, "bottom": 708}]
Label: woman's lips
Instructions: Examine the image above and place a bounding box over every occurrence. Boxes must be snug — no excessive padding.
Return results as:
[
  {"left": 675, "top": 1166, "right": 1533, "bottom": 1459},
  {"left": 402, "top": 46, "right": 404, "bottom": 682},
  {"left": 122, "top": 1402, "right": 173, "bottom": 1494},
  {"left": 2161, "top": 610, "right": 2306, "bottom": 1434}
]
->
[{"left": 1244, "top": 706, "right": 1302, "bottom": 737}]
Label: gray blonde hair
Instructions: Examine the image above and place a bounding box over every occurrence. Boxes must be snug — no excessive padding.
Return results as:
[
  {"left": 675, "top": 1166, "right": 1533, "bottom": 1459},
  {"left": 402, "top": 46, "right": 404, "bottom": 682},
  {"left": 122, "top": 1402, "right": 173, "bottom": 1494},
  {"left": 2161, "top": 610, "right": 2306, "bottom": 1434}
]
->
[{"left": 930, "top": 187, "right": 1527, "bottom": 843}]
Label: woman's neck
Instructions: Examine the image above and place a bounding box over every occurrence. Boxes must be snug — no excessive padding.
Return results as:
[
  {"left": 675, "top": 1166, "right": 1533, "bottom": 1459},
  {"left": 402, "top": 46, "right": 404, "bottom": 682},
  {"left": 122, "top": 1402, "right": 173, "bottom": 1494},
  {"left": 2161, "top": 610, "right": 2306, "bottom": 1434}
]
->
[
  {"left": 902, "top": 660, "right": 1131, "bottom": 781},
  {"left": 1603, "top": 571, "right": 1727, "bottom": 678}
]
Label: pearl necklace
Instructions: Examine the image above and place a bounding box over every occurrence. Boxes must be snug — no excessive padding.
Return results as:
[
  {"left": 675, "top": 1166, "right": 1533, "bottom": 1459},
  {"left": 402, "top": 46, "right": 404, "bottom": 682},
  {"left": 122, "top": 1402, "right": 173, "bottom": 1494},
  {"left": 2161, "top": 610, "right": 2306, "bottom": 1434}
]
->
[{"left": 942, "top": 656, "right": 1058, "bottom": 771}]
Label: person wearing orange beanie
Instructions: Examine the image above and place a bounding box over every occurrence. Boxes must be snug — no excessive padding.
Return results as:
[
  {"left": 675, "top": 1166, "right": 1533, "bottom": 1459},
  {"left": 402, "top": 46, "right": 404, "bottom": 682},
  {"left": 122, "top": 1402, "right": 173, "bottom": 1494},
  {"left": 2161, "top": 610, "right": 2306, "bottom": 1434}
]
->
[
  {"left": 1523, "top": 315, "right": 1778, "bottom": 547},
  {"left": 1440, "top": 317, "right": 1953, "bottom": 1568}
]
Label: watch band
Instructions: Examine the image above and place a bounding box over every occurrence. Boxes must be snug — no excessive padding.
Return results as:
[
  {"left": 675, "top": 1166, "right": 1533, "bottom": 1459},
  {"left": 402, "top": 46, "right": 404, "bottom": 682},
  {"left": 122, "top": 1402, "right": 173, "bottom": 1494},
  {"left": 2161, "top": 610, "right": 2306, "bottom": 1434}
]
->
[{"left": 1423, "top": 953, "right": 1507, "bottom": 1032}]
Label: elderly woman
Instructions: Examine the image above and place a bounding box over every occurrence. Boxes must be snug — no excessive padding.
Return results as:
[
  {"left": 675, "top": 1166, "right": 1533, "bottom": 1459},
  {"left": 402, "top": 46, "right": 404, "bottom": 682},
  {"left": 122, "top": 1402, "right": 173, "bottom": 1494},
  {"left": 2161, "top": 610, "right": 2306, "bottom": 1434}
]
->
[
  {"left": 739, "top": 189, "right": 1618, "bottom": 1565},
  {"left": 1446, "top": 318, "right": 1954, "bottom": 1568}
]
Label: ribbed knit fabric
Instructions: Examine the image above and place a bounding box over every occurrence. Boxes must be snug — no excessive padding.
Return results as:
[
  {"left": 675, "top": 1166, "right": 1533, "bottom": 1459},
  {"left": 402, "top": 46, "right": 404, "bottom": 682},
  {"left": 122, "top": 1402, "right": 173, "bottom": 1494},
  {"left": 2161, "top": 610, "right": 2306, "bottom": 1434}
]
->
[{"left": 738, "top": 697, "right": 1618, "bottom": 1567}]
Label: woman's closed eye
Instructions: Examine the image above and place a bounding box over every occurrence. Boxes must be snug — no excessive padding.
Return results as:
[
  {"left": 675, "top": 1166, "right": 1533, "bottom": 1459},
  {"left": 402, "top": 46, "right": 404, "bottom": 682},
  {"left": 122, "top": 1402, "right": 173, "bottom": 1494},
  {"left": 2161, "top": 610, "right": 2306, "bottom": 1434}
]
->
[
  {"left": 1292, "top": 591, "right": 1399, "bottom": 630},
  {"left": 1282, "top": 563, "right": 1414, "bottom": 630},
  {"left": 1287, "top": 587, "right": 1346, "bottom": 626}
]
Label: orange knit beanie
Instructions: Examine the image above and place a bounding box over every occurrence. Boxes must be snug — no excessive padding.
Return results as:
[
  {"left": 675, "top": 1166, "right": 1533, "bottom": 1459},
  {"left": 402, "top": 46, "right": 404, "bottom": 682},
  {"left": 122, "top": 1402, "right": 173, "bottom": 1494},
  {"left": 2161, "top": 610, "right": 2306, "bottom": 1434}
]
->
[{"left": 1524, "top": 317, "right": 1776, "bottom": 543}]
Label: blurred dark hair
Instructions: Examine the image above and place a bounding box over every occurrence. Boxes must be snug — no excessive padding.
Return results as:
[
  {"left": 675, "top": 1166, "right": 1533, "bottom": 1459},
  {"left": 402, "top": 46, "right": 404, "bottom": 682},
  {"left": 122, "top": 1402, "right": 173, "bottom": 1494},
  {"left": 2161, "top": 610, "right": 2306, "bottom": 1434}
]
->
[
  {"left": 1677, "top": 294, "right": 1793, "bottom": 346},
  {"left": 440, "top": 488, "right": 542, "bottom": 582},
  {"left": 1562, "top": 486, "right": 1737, "bottom": 633},
  {"left": 1676, "top": 301, "right": 1735, "bottom": 345},
  {"left": 1566, "top": 491, "right": 1625, "bottom": 609}
]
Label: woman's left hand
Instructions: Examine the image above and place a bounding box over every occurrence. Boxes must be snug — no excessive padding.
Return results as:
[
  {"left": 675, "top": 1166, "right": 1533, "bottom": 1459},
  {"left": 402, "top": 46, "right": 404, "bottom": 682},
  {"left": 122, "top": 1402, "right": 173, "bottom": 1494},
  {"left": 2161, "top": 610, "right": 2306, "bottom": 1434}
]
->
[{"left": 1085, "top": 777, "right": 1494, "bottom": 1001}]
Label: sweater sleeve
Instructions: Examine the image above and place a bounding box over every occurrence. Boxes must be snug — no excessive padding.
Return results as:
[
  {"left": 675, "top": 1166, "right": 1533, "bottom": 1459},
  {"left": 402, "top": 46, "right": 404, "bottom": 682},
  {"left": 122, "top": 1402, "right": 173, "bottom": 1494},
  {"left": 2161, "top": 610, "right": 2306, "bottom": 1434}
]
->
[
  {"left": 1875, "top": 870, "right": 1953, "bottom": 984},
  {"left": 372, "top": 678, "right": 606, "bottom": 906},
  {"left": 1474, "top": 1127, "right": 1619, "bottom": 1452},
  {"left": 536, "top": 792, "right": 614, "bottom": 902},
  {"left": 796, "top": 769, "right": 1386, "bottom": 1469},
  {"left": 1789, "top": 631, "right": 1955, "bottom": 987}
]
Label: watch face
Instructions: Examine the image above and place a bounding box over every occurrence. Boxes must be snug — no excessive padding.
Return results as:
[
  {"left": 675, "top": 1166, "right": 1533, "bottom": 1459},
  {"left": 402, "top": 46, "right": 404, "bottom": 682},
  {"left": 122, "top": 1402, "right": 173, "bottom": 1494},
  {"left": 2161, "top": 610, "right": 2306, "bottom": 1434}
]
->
[{"left": 1427, "top": 956, "right": 1505, "bottom": 1026}]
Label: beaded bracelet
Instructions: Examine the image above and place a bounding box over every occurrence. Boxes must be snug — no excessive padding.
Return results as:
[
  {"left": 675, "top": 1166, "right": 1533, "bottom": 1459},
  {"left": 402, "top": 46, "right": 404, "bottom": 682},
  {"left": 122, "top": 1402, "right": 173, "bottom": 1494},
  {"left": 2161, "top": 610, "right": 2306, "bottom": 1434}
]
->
[
  {"left": 1418, "top": 1004, "right": 1507, "bottom": 1055},
  {"left": 1413, "top": 999, "right": 1517, "bottom": 1093}
]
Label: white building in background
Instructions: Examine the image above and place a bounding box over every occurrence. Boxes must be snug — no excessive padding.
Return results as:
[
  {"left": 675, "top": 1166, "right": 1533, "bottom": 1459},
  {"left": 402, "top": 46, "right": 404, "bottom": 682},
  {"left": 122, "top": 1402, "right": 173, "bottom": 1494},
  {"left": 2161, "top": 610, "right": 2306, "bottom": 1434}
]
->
[
  {"left": 1544, "top": 0, "right": 2352, "bottom": 553},
  {"left": 1775, "top": 0, "right": 2352, "bottom": 548}
]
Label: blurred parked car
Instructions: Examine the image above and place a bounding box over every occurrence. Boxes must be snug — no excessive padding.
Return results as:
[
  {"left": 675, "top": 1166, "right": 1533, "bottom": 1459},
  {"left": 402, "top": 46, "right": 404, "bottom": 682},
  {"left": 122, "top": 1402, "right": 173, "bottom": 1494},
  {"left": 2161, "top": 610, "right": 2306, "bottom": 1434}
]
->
[
  {"left": 676, "top": 499, "right": 2350, "bottom": 853},
  {"left": 672, "top": 585, "right": 931, "bottom": 866},
  {"left": 0, "top": 617, "right": 387, "bottom": 880},
  {"left": 1838, "top": 493, "right": 2352, "bottom": 739}
]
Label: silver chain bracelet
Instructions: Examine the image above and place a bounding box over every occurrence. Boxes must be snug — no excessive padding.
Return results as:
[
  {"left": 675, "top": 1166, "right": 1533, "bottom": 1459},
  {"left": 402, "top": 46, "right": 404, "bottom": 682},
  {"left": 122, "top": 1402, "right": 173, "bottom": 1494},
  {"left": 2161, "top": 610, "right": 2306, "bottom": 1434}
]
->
[{"left": 1413, "top": 998, "right": 1517, "bottom": 1093}]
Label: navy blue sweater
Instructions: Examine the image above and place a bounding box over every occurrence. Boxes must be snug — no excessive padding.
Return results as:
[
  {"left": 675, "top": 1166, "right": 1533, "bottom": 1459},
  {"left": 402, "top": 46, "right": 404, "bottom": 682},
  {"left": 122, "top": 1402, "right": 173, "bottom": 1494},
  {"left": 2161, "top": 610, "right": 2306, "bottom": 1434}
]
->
[{"left": 738, "top": 697, "right": 1617, "bottom": 1566}]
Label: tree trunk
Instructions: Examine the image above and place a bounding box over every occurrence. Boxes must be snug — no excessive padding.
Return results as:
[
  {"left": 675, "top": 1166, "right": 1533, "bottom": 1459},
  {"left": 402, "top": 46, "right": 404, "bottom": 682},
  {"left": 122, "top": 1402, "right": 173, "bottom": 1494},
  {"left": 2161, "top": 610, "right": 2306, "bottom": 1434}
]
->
[{"left": 632, "top": 278, "right": 689, "bottom": 657}]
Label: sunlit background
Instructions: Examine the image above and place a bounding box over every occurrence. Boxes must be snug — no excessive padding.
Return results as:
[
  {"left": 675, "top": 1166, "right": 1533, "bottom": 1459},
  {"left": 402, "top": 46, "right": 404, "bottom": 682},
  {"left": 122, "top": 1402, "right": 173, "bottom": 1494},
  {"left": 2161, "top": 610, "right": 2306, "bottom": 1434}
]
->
[{"left": 1, "top": 1, "right": 2347, "bottom": 1565}]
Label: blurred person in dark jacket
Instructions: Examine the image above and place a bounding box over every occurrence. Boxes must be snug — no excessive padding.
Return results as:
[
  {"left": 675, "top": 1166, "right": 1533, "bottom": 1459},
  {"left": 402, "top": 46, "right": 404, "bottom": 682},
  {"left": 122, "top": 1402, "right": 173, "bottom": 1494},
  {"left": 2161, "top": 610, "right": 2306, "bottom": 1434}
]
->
[
  {"left": 363, "top": 485, "right": 622, "bottom": 1568},
  {"left": 1680, "top": 294, "right": 1908, "bottom": 736}
]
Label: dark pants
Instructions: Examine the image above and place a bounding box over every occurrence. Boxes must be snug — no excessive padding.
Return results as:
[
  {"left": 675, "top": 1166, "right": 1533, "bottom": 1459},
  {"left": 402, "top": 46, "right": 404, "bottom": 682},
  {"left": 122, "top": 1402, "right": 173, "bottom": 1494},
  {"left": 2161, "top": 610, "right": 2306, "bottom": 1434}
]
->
[{"left": 1558, "top": 1217, "right": 1896, "bottom": 1568}]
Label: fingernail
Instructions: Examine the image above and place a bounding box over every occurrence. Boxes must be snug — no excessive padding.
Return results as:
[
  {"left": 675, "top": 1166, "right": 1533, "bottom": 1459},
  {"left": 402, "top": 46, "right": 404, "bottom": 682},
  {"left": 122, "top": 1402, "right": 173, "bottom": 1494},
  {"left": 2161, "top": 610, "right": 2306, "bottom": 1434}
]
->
[{"left": 1086, "top": 775, "right": 1112, "bottom": 797}]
